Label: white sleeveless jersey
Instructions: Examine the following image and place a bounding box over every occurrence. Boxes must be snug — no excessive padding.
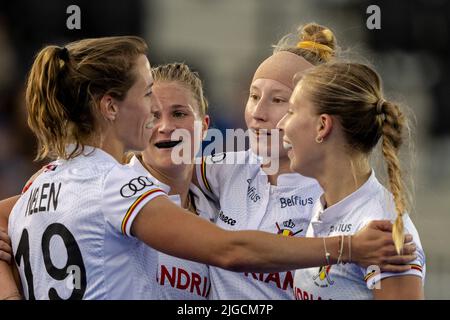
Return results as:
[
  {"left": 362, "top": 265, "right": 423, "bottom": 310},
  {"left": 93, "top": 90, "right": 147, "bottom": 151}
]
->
[
  {"left": 293, "top": 171, "right": 426, "bottom": 300},
  {"left": 195, "top": 150, "right": 322, "bottom": 300},
  {"left": 128, "top": 156, "right": 216, "bottom": 300},
  {"left": 8, "top": 147, "right": 167, "bottom": 300}
]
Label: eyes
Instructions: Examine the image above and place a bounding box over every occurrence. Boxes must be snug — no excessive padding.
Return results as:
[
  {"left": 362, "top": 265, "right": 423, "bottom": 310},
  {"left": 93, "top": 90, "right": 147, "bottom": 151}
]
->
[
  {"left": 173, "top": 111, "right": 188, "bottom": 118},
  {"left": 145, "top": 90, "right": 153, "bottom": 97},
  {"left": 273, "top": 97, "right": 287, "bottom": 104},
  {"left": 249, "top": 93, "right": 258, "bottom": 100},
  {"left": 152, "top": 110, "right": 189, "bottom": 120},
  {"left": 249, "top": 92, "right": 288, "bottom": 104}
]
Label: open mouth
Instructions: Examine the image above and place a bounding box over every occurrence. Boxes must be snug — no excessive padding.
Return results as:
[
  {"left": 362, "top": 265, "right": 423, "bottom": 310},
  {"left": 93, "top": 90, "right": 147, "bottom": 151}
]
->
[{"left": 154, "top": 140, "right": 183, "bottom": 149}]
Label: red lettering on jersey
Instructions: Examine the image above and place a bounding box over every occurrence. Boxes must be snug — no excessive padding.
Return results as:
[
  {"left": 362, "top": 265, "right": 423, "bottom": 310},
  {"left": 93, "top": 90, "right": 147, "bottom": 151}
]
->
[
  {"left": 160, "top": 265, "right": 176, "bottom": 287},
  {"left": 245, "top": 271, "right": 293, "bottom": 290},
  {"left": 282, "top": 271, "right": 294, "bottom": 290},
  {"left": 264, "top": 273, "right": 281, "bottom": 288},
  {"left": 294, "top": 287, "right": 323, "bottom": 300},
  {"left": 176, "top": 268, "right": 190, "bottom": 290},
  {"left": 190, "top": 272, "right": 201, "bottom": 295},
  {"left": 159, "top": 265, "right": 210, "bottom": 297},
  {"left": 22, "top": 180, "right": 33, "bottom": 194}
]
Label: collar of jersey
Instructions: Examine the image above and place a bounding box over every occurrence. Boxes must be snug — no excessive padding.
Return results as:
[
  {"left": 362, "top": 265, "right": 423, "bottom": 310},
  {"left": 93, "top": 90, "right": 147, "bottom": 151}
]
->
[
  {"left": 64, "top": 144, "right": 121, "bottom": 164},
  {"left": 130, "top": 155, "right": 217, "bottom": 220},
  {"left": 311, "top": 170, "right": 382, "bottom": 225},
  {"left": 128, "top": 155, "right": 171, "bottom": 193}
]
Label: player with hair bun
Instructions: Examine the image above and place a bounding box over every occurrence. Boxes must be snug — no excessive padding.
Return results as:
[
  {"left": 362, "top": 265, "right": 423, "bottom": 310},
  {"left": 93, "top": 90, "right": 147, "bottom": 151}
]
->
[{"left": 194, "top": 23, "right": 413, "bottom": 300}]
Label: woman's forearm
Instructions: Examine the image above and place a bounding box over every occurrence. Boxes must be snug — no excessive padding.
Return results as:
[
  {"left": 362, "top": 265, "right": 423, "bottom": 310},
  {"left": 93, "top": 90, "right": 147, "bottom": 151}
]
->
[
  {"left": 133, "top": 196, "right": 353, "bottom": 272},
  {"left": 220, "top": 230, "right": 342, "bottom": 272},
  {"left": 0, "top": 262, "right": 21, "bottom": 299},
  {"left": 0, "top": 195, "right": 22, "bottom": 299},
  {"left": 134, "top": 197, "right": 416, "bottom": 275}
]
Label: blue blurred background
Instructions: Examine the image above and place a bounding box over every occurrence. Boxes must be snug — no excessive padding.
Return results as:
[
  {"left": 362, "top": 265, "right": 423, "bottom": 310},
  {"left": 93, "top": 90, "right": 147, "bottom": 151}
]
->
[{"left": 0, "top": 0, "right": 448, "bottom": 299}]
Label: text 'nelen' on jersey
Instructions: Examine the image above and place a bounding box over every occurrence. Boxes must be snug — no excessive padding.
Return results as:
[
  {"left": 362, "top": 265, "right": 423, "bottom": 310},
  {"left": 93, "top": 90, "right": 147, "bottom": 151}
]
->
[{"left": 25, "top": 182, "right": 62, "bottom": 216}]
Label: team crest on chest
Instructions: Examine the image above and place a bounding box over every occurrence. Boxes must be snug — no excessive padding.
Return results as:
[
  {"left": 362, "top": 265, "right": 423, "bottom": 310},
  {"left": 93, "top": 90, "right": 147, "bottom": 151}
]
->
[
  {"left": 313, "top": 265, "right": 335, "bottom": 287},
  {"left": 275, "top": 219, "right": 303, "bottom": 237}
]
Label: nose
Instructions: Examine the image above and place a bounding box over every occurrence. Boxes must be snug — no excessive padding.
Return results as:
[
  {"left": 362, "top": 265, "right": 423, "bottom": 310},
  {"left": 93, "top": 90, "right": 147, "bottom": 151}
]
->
[
  {"left": 276, "top": 113, "right": 288, "bottom": 130},
  {"left": 251, "top": 98, "right": 269, "bottom": 122},
  {"left": 157, "top": 114, "right": 176, "bottom": 134}
]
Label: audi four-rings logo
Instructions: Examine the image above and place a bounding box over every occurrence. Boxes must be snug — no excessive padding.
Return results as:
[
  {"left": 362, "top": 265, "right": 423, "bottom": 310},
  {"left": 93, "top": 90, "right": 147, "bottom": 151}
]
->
[{"left": 120, "top": 176, "right": 154, "bottom": 198}]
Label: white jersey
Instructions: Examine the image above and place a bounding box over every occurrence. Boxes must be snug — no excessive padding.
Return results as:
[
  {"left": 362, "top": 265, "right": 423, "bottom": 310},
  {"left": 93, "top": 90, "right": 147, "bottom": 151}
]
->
[
  {"left": 8, "top": 147, "right": 167, "bottom": 300},
  {"left": 128, "top": 156, "right": 216, "bottom": 300},
  {"left": 195, "top": 150, "right": 322, "bottom": 299},
  {"left": 293, "top": 171, "right": 426, "bottom": 300}
]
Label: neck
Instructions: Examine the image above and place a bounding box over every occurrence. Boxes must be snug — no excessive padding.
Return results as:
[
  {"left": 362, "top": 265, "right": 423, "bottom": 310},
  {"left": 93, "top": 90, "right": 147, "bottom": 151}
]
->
[
  {"left": 92, "top": 126, "right": 125, "bottom": 163},
  {"left": 140, "top": 156, "right": 193, "bottom": 208},
  {"left": 97, "top": 139, "right": 124, "bottom": 164},
  {"left": 262, "top": 156, "right": 292, "bottom": 185},
  {"left": 317, "top": 153, "right": 371, "bottom": 208}
]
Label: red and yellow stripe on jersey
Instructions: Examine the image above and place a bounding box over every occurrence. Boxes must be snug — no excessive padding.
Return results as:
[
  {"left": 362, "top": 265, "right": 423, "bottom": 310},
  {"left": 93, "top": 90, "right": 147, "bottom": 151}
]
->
[
  {"left": 364, "top": 263, "right": 423, "bottom": 282},
  {"left": 409, "top": 264, "right": 423, "bottom": 273},
  {"left": 121, "top": 188, "right": 165, "bottom": 235},
  {"left": 201, "top": 156, "right": 212, "bottom": 193}
]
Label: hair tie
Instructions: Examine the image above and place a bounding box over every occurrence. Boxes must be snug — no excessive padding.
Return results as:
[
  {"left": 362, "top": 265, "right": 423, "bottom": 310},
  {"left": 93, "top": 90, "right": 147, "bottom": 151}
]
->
[
  {"left": 296, "top": 41, "right": 333, "bottom": 54},
  {"left": 58, "top": 47, "right": 70, "bottom": 62},
  {"left": 376, "top": 99, "right": 385, "bottom": 114}
]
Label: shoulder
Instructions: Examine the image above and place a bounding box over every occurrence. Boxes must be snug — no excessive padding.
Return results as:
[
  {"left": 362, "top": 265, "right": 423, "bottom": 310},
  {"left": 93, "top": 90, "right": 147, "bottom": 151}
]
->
[
  {"left": 353, "top": 186, "right": 420, "bottom": 235},
  {"left": 203, "top": 150, "right": 249, "bottom": 165},
  {"left": 201, "top": 150, "right": 254, "bottom": 178},
  {"left": 189, "top": 183, "right": 219, "bottom": 221}
]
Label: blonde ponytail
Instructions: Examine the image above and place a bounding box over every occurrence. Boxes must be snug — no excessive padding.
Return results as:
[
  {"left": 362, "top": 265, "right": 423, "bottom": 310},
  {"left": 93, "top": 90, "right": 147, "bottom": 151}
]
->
[
  {"left": 26, "top": 36, "right": 148, "bottom": 161},
  {"left": 379, "top": 100, "right": 407, "bottom": 253},
  {"left": 26, "top": 46, "right": 71, "bottom": 160}
]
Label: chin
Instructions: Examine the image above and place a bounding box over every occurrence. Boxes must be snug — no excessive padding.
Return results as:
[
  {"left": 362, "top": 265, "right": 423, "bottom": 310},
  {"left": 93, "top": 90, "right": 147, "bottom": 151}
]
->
[
  {"left": 129, "top": 142, "right": 147, "bottom": 153},
  {"left": 150, "top": 159, "right": 175, "bottom": 172}
]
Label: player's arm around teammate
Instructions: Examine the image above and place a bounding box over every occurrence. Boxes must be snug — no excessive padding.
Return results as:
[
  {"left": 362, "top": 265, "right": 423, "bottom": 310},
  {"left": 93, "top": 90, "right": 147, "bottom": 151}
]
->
[
  {"left": 1, "top": 37, "right": 417, "bottom": 299},
  {"left": 132, "top": 197, "right": 415, "bottom": 273}
]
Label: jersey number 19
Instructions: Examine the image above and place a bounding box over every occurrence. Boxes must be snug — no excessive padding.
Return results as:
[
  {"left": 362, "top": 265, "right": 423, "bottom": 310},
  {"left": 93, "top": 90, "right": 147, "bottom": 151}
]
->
[{"left": 15, "top": 223, "right": 87, "bottom": 300}]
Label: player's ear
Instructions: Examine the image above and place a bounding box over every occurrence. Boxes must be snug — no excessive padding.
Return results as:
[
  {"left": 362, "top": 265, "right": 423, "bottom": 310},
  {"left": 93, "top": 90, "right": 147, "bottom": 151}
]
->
[
  {"left": 202, "top": 115, "right": 210, "bottom": 140},
  {"left": 316, "top": 114, "right": 333, "bottom": 141},
  {"left": 99, "top": 95, "right": 119, "bottom": 122}
]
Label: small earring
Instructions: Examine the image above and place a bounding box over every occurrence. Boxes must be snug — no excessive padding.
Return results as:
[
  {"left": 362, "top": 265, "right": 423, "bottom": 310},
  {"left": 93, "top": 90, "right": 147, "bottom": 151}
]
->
[{"left": 315, "top": 136, "right": 323, "bottom": 143}]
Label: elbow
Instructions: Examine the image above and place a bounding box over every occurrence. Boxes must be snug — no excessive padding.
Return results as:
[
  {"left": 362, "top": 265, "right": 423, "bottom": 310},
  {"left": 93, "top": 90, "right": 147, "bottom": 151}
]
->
[
  {"left": 214, "top": 238, "right": 251, "bottom": 272},
  {"left": 217, "top": 254, "right": 246, "bottom": 272}
]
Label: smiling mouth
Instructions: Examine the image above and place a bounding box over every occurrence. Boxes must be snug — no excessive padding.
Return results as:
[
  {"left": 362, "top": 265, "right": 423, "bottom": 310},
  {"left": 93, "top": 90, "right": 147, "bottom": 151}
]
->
[
  {"left": 154, "top": 140, "right": 183, "bottom": 149},
  {"left": 283, "top": 141, "right": 293, "bottom": 150}
]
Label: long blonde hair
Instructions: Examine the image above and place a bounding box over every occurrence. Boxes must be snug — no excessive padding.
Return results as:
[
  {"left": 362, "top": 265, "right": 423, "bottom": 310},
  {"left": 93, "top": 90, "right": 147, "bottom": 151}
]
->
[
  {"left": 299, "top": 62, "right": 409, "bottom": 253},
  {"left": 26, "top": 36, "right": 148, "bottom": 160}
]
